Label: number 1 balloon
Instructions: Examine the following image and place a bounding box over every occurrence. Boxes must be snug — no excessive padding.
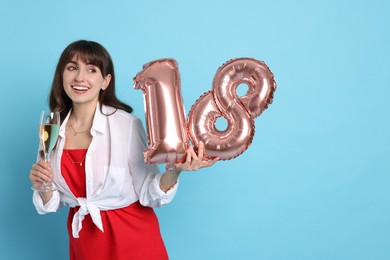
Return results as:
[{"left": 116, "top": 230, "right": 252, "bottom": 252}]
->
[{"left": 133, "top": 59, "right": 189, "bottom": 167}]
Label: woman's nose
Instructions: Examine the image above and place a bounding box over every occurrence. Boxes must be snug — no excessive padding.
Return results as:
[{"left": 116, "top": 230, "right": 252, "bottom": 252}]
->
[{"left": 75, "top": 69, "right": 85, "bottom": 81}]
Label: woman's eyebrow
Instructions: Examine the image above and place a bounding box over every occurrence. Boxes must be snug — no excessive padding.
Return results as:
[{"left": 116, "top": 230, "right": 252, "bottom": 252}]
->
[{"left": 66, "top": 60, "right": 97, "bottom": 66}]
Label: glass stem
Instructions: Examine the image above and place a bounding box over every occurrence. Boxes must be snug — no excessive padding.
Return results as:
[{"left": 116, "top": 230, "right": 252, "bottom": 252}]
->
[{"left": 43, "top": 151, "right": 50, "bottom": 188}]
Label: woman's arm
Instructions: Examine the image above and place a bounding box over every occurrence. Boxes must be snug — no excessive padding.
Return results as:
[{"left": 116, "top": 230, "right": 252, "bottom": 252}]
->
[
  {"left": 159, "top": 141, "right": 219, "bottom": 192},
  {"left": 159, "top": 168, "right": 181, "bottom": 193}
]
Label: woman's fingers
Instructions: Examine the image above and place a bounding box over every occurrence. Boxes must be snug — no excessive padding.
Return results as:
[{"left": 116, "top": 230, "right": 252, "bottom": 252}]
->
[
  {"left": 30, "top": 160, "right": 53, "bottom": 183},
  {"left": 30, "top": 167, "right": 49, "bottom": 182},
  {"left": 186, "top": 147, "right": 194, "bottom": 164},
  {"left": 175, "top": 142, "right": 218, "bottom": 171},
  {"left": 197, "top": 141, "right": 205, "bottom": 161},
  {"left": 201, "top": 157, "right": 219, "bottom": 168}
]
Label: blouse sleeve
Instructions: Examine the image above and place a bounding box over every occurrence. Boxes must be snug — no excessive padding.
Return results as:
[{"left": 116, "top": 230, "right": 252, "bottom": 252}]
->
[
  {"left": 128, "top": 119, "right": 179, "bottom": 208},
  {"left": 32, "top": 190, "right": 61, "bottom": 214}
]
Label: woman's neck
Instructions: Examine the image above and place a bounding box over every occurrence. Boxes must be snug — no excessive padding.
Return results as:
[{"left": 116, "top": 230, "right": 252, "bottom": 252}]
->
[{"left": 70, "top": 102, "right": 97, "bottom": 130}]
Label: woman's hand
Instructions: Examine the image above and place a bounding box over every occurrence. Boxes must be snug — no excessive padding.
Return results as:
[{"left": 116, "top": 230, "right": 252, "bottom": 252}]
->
[
  {"left": 160, "top": 142, "right": 219, "bottom": 193},
  {"left": 30, "top": 160, "right": 54, "bottom": 186},
  {"left": 29, "top": 160, "right": 54, "bottom": 203},
  {"left": 174, "top": 141, "right": 219, "bottom": 171}
]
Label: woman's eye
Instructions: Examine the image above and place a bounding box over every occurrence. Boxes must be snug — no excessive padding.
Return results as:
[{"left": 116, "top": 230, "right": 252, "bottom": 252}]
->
[
  {"left": 67, "top": 66, "right": 77, "bottom": 71},
  {"left": 88, "top": 68, "right": 97, "bottom": 73}
]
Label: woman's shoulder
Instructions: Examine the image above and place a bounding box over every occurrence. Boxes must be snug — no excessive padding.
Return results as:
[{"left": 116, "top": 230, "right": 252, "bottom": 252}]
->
[{"left": 103, "top": 105, "right": 140, "bottom": 123}]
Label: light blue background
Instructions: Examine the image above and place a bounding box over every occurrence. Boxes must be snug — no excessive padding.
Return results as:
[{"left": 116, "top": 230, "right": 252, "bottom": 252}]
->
[{"left": 1, "top": 0, "right": 389, "bottom": 259}]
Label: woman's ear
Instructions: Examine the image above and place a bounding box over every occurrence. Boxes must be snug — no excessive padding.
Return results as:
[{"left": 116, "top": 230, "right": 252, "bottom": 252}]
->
[{"left": 102, "top": 74, "right": 112, "bottom": 90}]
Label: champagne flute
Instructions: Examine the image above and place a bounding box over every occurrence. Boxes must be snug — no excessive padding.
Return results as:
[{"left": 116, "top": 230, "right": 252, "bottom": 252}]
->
[{"left": 32, "top": 110, "right": 60, "bottom": 192}]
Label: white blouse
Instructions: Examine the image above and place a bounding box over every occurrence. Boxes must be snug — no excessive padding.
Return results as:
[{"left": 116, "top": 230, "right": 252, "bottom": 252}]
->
[{"left": 32, "top": 104, "right": 178, "bottom": 238}]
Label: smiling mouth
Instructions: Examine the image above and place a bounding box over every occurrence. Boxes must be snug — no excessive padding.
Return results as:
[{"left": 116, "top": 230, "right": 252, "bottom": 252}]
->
[{"left": 72, "top": 85, "right": 89, "bottom": 91}]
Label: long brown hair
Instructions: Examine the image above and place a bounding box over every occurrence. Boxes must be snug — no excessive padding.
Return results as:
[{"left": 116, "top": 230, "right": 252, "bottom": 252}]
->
[{"left": 49, "top": 40, "right": 133, "bottom": 122}]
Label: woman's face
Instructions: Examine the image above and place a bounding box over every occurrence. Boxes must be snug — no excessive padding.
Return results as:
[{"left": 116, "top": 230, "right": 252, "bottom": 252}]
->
[{"left": 62, "top": 55, "right": 111, "bottom": 106}]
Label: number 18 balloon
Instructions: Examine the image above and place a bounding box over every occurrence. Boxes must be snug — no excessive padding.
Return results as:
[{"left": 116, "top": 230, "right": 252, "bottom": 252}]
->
[{"left": 133, "top": 58, "right": 276, "bottom": 165}]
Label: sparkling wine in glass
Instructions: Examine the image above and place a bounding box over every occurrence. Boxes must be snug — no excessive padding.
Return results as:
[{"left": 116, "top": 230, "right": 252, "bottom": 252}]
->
[{"left": 33, "top": 110, "right": 60, "bottom": 192}]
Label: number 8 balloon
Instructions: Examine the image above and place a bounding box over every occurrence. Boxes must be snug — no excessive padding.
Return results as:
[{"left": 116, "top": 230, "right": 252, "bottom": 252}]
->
[
  {"left": 188, "top": 58, "right": 276, "bottom": 160},
  {"left": 133, "top": 57, "right": 276, "bottom": 165}
]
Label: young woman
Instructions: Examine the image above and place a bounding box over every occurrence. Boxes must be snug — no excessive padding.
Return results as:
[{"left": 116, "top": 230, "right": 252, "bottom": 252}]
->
[{"left": 29, "top": 40, "right": 218, "bottom": 260}]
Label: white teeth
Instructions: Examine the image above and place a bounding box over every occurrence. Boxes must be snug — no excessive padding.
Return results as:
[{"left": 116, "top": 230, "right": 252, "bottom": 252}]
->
[{"left": 72, "top": 85, "right": 88, "bottom": 90}]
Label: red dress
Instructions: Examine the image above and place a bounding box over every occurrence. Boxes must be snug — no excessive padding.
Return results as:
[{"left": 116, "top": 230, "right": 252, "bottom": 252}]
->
[{"left": 61, "top": 149, "right": 169, "bottom": 260}]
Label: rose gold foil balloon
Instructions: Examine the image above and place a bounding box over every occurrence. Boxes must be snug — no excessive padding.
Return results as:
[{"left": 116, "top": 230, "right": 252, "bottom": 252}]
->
[
  {"left": 187, "top": 58, "right": 276, "bottom": 160},
  {"left": 133, "top": 58, "right": 188, "bottom": 167}
]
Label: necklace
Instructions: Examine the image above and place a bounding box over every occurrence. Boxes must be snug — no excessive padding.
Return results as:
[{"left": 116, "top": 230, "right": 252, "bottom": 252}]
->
[
  {"left": 65, "top": 150, "right": 86, "bottom": 166},
  {"left": 67, "top": 124, "right": 91, "bottom": 136}
]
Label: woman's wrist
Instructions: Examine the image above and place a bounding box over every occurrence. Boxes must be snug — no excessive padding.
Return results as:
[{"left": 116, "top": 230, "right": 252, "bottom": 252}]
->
[
  {"left": 38, "top": 191, "right": 54, "bottom": 205},
  {"left": 167, "top": 166, "right": 181, "bottom": 175},
  {"left": 160, "top": 166, "right": 181, "bottom": 193},
  {"left": 166, "top": 164, "right": 181, "bottom": 174}
]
